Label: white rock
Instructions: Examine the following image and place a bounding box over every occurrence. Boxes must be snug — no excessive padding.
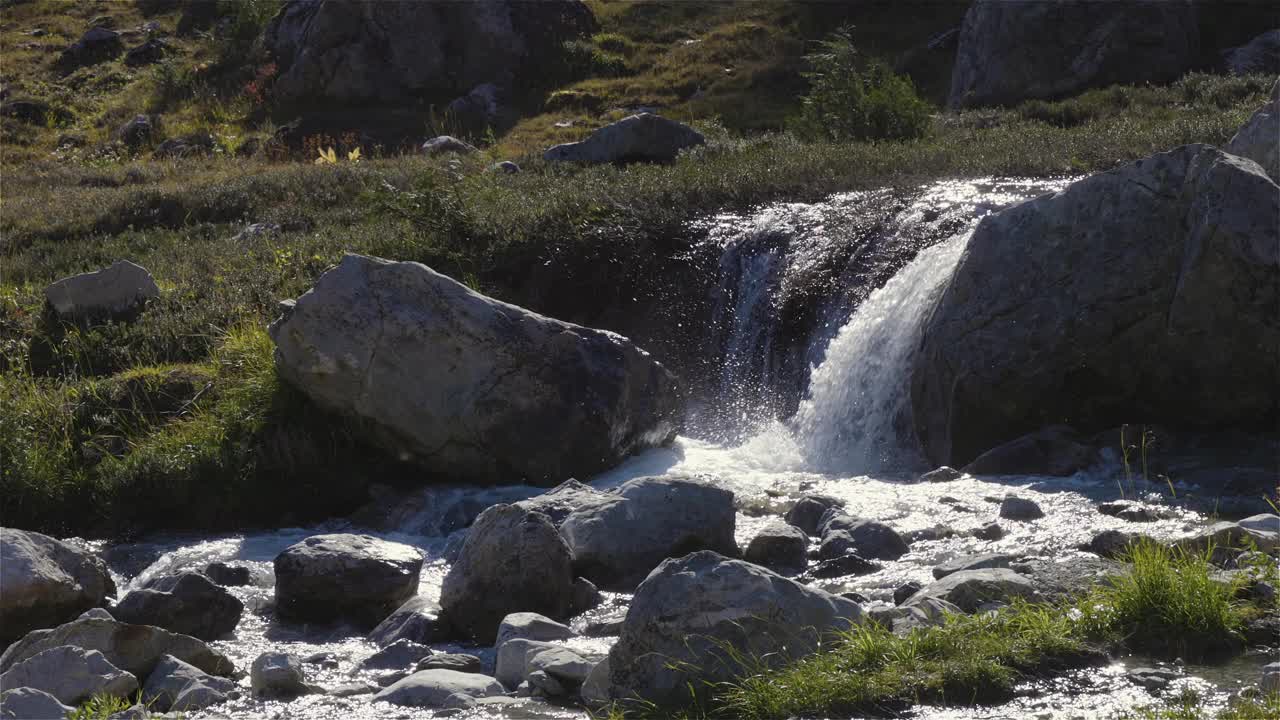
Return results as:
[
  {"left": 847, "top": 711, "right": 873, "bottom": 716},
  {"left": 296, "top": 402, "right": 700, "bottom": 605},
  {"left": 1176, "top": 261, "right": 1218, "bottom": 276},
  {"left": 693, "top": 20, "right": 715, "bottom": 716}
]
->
[
  {"left": 372, "top": 669, "right": 504, "bottom": 708},
  {"left": 44, "top": 260, "right": 160, "bottom": 322}
]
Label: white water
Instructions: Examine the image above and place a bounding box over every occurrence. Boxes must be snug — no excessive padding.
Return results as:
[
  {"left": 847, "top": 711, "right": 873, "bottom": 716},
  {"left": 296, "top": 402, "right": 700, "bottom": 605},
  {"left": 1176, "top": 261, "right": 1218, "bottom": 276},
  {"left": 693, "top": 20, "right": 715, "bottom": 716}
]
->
[
  {"left": 790, "top": 235, "right": 962, "bottom": 475},
  {"left": 84, "top": 177, "right": 1265, "bottom": 719}
]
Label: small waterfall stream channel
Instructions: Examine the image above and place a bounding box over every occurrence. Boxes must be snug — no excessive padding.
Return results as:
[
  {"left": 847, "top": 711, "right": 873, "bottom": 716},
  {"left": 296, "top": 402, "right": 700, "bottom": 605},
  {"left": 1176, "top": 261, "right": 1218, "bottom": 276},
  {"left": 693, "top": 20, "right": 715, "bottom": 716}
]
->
[{"left": 76, "top": 178, "right": 1272, "bottom": 719}]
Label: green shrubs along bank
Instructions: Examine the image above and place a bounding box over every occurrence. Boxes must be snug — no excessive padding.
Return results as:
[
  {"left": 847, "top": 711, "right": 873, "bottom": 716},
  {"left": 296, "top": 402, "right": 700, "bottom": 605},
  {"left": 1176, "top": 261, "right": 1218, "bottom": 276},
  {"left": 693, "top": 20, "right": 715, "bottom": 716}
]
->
[
  {"left": 1, "top": 74, "right": 1274, "bottom": 536},
  {"left": 609, "top": 541, "right": 1277, "bottom": 719}
]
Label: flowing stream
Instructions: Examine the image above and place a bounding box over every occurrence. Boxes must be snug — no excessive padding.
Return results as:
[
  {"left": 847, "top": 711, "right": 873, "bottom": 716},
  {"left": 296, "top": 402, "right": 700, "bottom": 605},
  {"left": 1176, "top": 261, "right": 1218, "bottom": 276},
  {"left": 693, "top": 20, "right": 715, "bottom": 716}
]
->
[{"left": 90, "top": 178, "right": 1264, "bottom": 719}]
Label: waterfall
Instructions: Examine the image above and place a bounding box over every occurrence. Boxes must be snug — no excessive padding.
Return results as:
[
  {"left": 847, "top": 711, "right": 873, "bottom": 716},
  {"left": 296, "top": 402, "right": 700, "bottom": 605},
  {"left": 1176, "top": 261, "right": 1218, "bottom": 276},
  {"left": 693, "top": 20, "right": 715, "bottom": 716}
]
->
[
  {"left": 790, "top": 235, "right": 966, "bottom": 475},
  {"left": 702, "top": 178, "right": 1073, "bottom": 474}
]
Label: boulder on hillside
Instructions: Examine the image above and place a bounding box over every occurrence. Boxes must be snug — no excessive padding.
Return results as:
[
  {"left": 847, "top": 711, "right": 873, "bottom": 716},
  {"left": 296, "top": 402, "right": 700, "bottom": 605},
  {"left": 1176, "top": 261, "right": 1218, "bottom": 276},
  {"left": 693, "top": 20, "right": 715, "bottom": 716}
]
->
[
  {"left": 0, "top": 646, "right": 138, "bottom": 707},
  {"left": 0, "top": 688, "right": 73, "bottom": 720},
  {"left": 421, "top": 135, "right": 477, "bottom": 156},
  {"left": 142, "top": 654, "right": 237, "bottom": 713},
  {"left": 1224, "top": 30, "right": 1280, "bottom": 75},
  {"left": 269, "top": 254, "right": 681, "bottom": 486},
  {"left": 0, "top": 528, "right": 116, "bottom": 646},
  {"left": 948, "top": 0, "right": 1199, "bottom": 108},
  {"left": 604, "top": 551, "right": 862, "bottom": 707},
  {"left": 263, "top": 0, "right": 594, "bottom": 111},
  {"left": 912, "top": 145, "right": 1280, "bottom": 468},
  {"left": 273, "top": 534, "right": 423, "bottom": 629},
  {"left": 57, "top": 27, "right": 123, "bottom": 72},
  {"left": 112, "top": 572, "right": 243, "bottom": 641},
  {"left": 0, "top": 618, "right": 234, "bottom": 679},
  {"left": 1226, "top": 78, "right": 1279, "bottom": 182},
  {"left": 559, "top": 475, "right": 737, "bottom": 588},
  {"left": 43, "top": 261, "right": 160, "bottom": 324},
  {"left": 439, "top": 505, "right": 575, "bottom": 643},
  {"left": 544, "top": 113, "right": 705, "bottom": 164}
]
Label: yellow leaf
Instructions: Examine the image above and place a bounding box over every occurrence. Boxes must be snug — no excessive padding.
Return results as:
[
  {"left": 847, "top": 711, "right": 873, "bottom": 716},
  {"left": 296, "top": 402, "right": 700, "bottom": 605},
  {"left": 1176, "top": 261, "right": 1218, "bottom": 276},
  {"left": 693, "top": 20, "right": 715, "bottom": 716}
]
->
[{"left": 348, "top": 147, "right": 362, "bottom": 162}]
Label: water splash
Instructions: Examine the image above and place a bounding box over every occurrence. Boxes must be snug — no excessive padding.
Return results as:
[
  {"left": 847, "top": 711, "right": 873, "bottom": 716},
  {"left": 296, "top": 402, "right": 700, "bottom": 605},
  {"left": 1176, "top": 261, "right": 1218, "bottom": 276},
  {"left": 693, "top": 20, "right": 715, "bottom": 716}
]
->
[{"left": 790, "top": 236, "right": 966, "bottom": 474}]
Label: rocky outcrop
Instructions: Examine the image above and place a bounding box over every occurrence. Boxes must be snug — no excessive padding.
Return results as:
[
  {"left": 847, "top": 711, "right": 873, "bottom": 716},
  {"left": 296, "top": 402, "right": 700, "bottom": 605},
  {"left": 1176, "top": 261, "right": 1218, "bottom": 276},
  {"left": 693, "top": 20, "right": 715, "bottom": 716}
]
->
[
  {"left": 0, "top": 618, "right": 234, "bottom": 679},
  {"left": 544, "top": 113, "right": 705, "bottom": 164},
  {"left": 263, "top": 0, "right": 594, "bottom": 111},
  {"left": 949, "top": 0, "right": 1199, "bottom": 108},
  {"left": 604, "top": 552, "right": 862, "bottom": 706},
  {"left": 371, "top": 669, "right": 505, "bottom": 709},
  {"left": 273, "top": 534, "right": 423, "bottom": 629},
  {"left": 559, "top": 475, "right": 737, "bottom": 588},
  {"left": 112, "top": 573, "right": 243, "bottom": 641},
  {"left": 912, "top": 145, "right": 1280, "bottom": 467},
  {"left": 142, "top": 654, "right": 237, "bottom": 712},
  {"left": 0, "top": 529, "right": 116, "bottom": 646},
  {"left": 439, "top": 505, "right": 575, "bottom": 643},
  {"left": 43, "top": 261, "right": 160, "bottom": 324},
  {"left": 0, "top": 646, "right": 138, "bottom": 707},
  {"left": 270, "top": 254, "right": 681, "bottom": 486},
  {"left": 1227, "top": 79, "right": 1279, "bottom": 181}
]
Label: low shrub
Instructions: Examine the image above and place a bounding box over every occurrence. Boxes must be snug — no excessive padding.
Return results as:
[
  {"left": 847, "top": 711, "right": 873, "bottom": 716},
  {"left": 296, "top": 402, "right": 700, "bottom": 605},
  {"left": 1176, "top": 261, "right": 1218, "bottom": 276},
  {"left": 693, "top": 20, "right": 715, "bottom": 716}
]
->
[{"left": 791, "top": 26, "right": 931, "bottom": 142}]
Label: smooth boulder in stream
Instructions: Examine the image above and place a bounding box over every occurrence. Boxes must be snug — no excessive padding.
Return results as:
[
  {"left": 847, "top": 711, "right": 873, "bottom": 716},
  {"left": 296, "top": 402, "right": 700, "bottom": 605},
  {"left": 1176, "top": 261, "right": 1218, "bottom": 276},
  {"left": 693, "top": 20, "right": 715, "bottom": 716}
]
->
[
  {"left": 269, "top": 254, "right": 681, "bottom": 486},
  {"left": 0, "top": 528, "right": 116, "bottom": 646},
  {"left": 603, "top": 551, "right": 862, "bottom": 706},
  {"left": 0, "top": 617, "right": 234, "bottom": 679},
  {"left": 559, "top": 475, "right": 737, "bottom": 588},
  {"left": 439, "top": 505, "right": 575, "bottom": 643},
  {"left": 274, "top": 534, "right": 423, "bottom": 629},
  {"left": 112, "top": 572, "right": 243, "bottom": 641},
  {"left": 913, "top": 144, "right": 1280, "bottom": 467}
]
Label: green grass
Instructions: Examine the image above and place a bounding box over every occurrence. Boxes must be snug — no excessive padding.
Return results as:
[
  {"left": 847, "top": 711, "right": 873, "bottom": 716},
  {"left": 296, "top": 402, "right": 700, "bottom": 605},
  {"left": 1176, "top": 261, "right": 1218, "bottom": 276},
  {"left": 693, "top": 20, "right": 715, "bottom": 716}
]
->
[
  {"left": 1082, "top": 541, "right": 1245, "bottom": 660},
  {"left": 687, "top": 539, "right": 1263, "bottom": 720},
  {"left": 68, "top": 693, "right": 137, "bottom": 720},
  {"left": 0, "top": 73, "right": 1272, "bottom": 536}
]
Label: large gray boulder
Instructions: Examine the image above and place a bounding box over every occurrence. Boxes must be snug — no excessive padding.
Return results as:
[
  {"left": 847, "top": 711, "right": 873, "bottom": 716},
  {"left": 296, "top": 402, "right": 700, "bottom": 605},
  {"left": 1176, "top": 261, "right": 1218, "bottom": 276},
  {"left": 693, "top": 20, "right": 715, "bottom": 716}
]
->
[
  {"left": 949, "top": 0, "right": 1199, "bottom": 108},
  {"left": 112, "top": 573, "right": 244, "bottom": 641},
  {"left": 513, "top": 480, "right": 615, "bottom": 527},
  {"left": 0, "top": 618, "right": 234, "bottom": 679},
  {"left": 0, "top": 528, "right": 116, "bottom": 646},
  {"left": 371, "top": 669, "right": 504, "bottom": 709},
  {"left": 0, "top": 688, "right": 72, "bottom": 720},
  {"left": 43, "top": 261, "right": 160, "bottom": 323},
  {"left": 264, "top": 0, "right": 594, "bottom": 111},
  {"left": 1227, "top": 78, "right": 1279, "bottom": 182},
  {"left": 439, "top": 505, "right": 575, "bottom": 643},
  {"left": 0, "top": 646, "right": 138, "bottom": 706},
  {"left": 906, "top": 569, "right": 1043, "bottom": 613},
  {"left": 544, "top": 113, "right": 705, "bottom": 164},
  {"left": 494, "top": 613, "right": 574, "bottom": 649},
  {"left": 743, "top": 521, "right": 809, "bottom": 572},
  {"left": 1224, "top": 30, "right": 1280, "bottom": 76},
  {"left": 274, "top": 534, "right": 423, "bottom": 629},
  {"left": 818, "top": 514, "right": 909, "bottom": 561},
  {"left": 912, "top": 145, "right": 1280, "bottom": 467},
  {"left": 142, "top": 654, "right": 237, "bottom": 712},
  {"left": 269, "top": 254, "right": 681, "bottom": 486},
  {"left": 560, "top": 475, "right": 737, "bottom": 588},
  {"left": 605, "top": 551, "right": 862, "bottom": 707}
]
